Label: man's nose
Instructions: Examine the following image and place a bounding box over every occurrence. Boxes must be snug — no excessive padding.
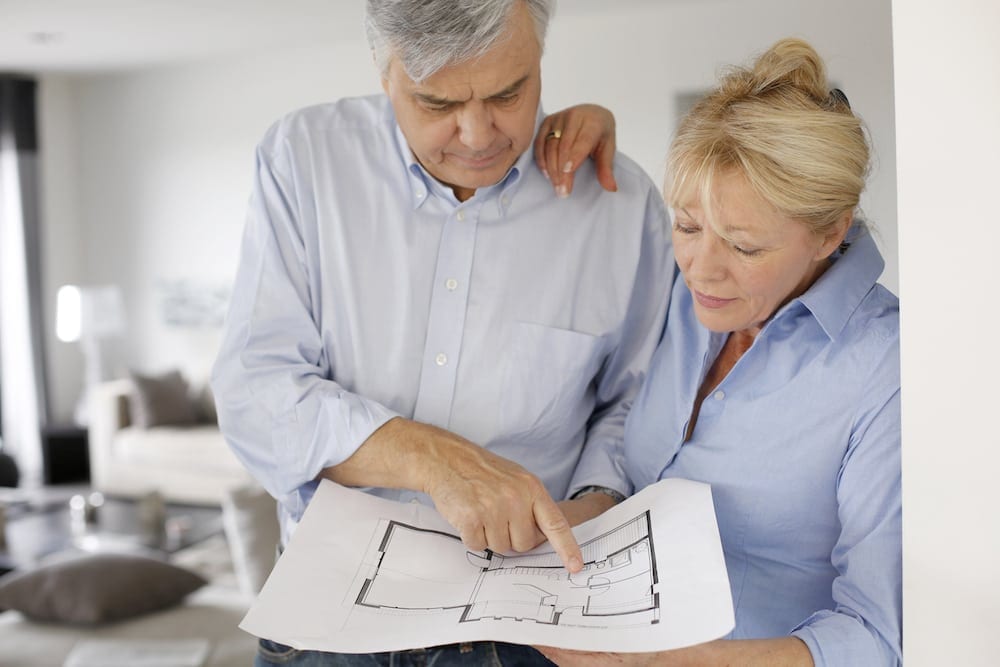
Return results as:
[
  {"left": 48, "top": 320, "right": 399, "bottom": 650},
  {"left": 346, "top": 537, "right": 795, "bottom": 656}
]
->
[{"left": 457, "top": 104, "right": 496, "bottom": 152}]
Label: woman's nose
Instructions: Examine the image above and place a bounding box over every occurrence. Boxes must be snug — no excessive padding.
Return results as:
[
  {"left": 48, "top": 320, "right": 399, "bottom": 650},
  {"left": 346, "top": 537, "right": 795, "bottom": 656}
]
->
[{"left": 683, "top": 236, "right": 728, "bottom": 283}]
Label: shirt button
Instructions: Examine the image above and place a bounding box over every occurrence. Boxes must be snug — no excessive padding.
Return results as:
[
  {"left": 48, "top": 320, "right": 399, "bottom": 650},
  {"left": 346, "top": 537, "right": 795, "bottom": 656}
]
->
[
  {"left": 713, "top": 390, "right": 725, "bottom": 401},
  {"left": 445, "top": 278, "right": 458, "bottom": 291},
  {"left": 456, "top": 210, "right": 465, "bottom": 222},
  {"left": 417, "top": 191, "right": 425, "bottom": 199},
  {"left": 501, "top": 196, "right": 510, "bottom": 207},
  {"left": 435, "top": 353, "right": 448, "bottom": 366}
]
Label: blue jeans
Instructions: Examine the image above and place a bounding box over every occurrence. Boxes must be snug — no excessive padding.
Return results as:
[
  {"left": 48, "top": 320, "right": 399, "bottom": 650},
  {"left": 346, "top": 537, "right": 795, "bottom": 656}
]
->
[{"left": 254, "top": 640, "right": 554, "bottom": 666}]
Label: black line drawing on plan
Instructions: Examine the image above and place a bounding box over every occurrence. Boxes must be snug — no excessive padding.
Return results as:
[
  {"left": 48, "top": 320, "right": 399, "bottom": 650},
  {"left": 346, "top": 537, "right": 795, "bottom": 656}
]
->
[{"left": 352, "top": 512, "right": 659, "bottom": 628}]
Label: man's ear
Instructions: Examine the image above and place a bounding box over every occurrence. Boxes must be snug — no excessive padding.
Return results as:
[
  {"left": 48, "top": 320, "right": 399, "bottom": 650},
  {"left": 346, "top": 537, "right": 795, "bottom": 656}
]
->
[
  {"left": 376, "top": 51, "right": 390, "bottom": 94},
  {"left": 816, "top": 211, "right": 854, "bottom": 259}
]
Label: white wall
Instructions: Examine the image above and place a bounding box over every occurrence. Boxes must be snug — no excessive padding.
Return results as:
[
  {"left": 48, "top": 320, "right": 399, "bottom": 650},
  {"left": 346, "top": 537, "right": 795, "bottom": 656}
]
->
[
  {"left": 40, "top": 37, "right": 377, "bottom": 421},
  {"left": 895, "top": 0, "right": 1000, "bottom": 664},
  {"left": 37, "top": 0, "right": 896, "bottom": 426}
]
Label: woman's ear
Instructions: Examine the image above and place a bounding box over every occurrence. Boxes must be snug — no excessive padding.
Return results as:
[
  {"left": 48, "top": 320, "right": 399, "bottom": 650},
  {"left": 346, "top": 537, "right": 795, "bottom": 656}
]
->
[{"left": 816, "top": 211, "right": 854, "bottom": 259}]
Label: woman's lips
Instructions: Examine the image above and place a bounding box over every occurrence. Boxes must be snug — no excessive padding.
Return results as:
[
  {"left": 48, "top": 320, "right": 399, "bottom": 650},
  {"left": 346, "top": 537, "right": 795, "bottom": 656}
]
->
[{"left": 694, "top": 290, "right": 737, "bottom": 309}]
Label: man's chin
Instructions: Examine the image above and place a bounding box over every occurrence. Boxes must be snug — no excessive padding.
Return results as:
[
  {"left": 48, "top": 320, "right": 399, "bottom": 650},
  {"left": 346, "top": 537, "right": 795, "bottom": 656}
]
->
[{"left": 441, "top": 168, "right": 510, "bottom": 193}]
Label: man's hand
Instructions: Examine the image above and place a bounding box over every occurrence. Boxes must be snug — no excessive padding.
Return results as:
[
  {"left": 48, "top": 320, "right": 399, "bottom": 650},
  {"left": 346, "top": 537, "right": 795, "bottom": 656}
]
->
[
  {"left": 535, "top": 104, "right": 618, "bottom": 198},
  {"left": 323, "top": 417, "right": 584, "bottom": 573}
]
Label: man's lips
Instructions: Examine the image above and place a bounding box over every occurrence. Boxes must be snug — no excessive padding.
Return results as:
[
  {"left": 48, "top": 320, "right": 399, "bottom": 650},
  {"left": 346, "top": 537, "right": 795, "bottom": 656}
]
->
[
  {"left": 449, "top": 148, "right": 506, "bottom": 169},
  {"left": 693, "top": 290, "right": 737, "bottom": 309}
]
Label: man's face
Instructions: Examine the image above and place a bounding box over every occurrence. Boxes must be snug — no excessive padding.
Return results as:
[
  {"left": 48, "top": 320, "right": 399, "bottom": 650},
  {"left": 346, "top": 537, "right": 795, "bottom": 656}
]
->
[{"left": 382, "top": 3, "right": 542, "bottom": 201}]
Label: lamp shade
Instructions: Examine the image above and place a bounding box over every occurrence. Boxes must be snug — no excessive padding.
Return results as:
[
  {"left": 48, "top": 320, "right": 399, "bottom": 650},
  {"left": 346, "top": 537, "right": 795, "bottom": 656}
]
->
[{"left": 56, "top": 285, "right": 125, "bottom": 342}]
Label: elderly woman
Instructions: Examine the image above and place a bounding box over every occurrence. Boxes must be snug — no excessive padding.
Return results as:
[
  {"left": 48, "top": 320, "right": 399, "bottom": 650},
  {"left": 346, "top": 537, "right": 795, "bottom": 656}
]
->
[{"left": 539, "top": 39, "right": 901, "bottom": 666}]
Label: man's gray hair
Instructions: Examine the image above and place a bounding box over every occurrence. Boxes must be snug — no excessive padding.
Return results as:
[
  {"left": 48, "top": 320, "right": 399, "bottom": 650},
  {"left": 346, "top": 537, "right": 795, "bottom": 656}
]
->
[{"left": 365, "top": 0, "right": 555, "bottom": 83}]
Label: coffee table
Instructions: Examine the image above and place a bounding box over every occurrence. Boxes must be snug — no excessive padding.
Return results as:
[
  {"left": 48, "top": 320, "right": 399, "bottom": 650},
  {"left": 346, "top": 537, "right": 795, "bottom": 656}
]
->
[{"left": 0, "top": 489, "right": 222, "bottom": 573}]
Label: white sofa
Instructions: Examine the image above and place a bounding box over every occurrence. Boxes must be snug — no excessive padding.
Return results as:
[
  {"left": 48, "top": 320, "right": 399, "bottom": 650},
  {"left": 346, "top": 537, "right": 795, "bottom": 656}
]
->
[
  {"left": 0, "top": 583, "right": 256, "bottom": 667},
  {"left": 88, "top": 379, "right": 254, "bottom": 505}
]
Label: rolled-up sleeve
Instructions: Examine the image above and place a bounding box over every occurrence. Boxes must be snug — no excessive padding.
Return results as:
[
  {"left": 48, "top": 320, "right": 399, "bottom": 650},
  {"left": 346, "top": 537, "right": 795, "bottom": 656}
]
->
[
  {"left": 791, "top": 349, "right": 902, "bottom": 667},
  {"left": 211, "top": 137, "right": 399, "bottom": 519}
]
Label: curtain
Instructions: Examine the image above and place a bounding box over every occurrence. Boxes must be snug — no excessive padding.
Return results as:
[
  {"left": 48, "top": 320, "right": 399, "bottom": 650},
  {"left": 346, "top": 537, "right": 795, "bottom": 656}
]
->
[{"left": 0, "top": 75, "right": 49, "bottom": 487}]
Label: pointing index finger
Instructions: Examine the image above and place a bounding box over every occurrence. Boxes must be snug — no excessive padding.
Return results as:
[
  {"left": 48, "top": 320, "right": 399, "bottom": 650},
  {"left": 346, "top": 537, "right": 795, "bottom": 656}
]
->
[{"left": 533, "top": 496, "right": 583, "bottom": 573}]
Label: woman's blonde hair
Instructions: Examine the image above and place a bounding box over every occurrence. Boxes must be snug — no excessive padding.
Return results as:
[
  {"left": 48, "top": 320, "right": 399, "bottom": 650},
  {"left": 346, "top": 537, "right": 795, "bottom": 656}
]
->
[{"left": 667, "top": 38, "right": 870, "bottom": 237}]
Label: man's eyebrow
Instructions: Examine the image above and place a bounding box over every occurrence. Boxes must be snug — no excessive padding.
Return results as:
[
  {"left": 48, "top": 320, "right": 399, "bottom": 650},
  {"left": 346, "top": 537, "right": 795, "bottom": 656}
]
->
[
  {"left": 487, "top": 75, "right": 529, "bottom": 99},
  {"left": 413, "top": 75, "right": 530, "bottom": 106},
  {"left": 413, "top": 91, "right": 459, "bottom": 106}
]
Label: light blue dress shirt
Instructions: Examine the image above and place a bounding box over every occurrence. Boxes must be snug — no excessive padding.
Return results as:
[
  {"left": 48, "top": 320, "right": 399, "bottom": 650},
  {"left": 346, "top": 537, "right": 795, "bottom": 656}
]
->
[
  {"left": 624, "top": 225, "right": 901, "bottom": 666},
  {"left": 211, "top": 95, "right": 672, "bottom": 544}
]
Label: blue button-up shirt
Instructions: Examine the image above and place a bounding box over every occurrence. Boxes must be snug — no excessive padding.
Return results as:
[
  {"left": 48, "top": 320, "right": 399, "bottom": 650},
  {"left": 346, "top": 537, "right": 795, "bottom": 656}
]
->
[
  {"left": 624, "top": 225, "right": 901, "bottom": 665},
  {"left": 211, "top": 95, "right": 672, "bottom": 544}
]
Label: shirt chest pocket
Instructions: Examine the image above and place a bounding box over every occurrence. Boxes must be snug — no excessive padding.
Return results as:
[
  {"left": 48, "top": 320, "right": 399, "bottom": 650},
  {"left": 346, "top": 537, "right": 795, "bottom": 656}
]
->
[{"left": 499, "top": 322, "right": 606, "bottom": 440}]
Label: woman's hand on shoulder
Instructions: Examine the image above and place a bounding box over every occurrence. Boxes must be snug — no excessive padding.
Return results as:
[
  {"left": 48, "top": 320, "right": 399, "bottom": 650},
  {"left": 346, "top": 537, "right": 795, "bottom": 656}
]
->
[{"left": 536, "top": 104, "right": 618, "bottom": 198}]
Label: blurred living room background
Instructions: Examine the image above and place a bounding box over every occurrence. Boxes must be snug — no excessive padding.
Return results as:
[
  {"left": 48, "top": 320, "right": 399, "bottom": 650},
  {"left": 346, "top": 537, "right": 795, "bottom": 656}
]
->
[
  {"left": 0, "top": 1, "right": 899, "bottom": 664},
  {"left": 0, "top": 0, "right": 996, "bottom": 665}
]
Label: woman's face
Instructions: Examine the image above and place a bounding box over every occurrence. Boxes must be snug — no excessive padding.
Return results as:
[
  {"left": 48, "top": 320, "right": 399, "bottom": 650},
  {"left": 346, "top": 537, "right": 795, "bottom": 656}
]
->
[{"left": 672, "top": 170, "right": 845, "bottom": 336}]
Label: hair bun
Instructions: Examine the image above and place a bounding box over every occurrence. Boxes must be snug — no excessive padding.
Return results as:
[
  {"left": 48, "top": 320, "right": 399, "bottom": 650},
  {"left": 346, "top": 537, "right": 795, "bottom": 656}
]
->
[
  {"left": 667, "top": 37, "right": 869, "bottom": 236},
  {"left": 750, "top": 38, "right": 829, "bottom": 102}
]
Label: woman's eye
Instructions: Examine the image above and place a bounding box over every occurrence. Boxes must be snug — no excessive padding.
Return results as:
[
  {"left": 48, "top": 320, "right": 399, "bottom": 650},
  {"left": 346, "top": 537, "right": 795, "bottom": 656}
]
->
[
  {"left": 733, "top": 245, "right": 763, "bottom": 257},
  {"left": 673, "top": 222, "right": 699, "bottom": 235}
]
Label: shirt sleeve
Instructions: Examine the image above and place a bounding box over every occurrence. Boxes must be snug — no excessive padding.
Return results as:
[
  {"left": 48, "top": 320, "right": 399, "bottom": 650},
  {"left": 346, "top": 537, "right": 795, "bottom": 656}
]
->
[
  {"left": 566, "top": 182, "right": 673, "bottom": 498},
  {"left": 211, "top": 136, "right": 400, "bottom": 519},
  {"left": 791, "top": 340, "right": 902, "bottom": 666}
]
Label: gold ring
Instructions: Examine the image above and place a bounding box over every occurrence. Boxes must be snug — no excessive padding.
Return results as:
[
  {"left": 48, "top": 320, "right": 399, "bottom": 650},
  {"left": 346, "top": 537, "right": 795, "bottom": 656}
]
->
[{"left": 545, "top": 129, "right": 562, "bottom": 140}]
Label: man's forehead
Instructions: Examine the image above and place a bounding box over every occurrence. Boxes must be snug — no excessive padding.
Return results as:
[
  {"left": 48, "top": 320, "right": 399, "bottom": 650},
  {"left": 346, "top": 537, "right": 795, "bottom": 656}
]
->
[{"left": 392, "top": 48, "right": 534, "bottom": 94}]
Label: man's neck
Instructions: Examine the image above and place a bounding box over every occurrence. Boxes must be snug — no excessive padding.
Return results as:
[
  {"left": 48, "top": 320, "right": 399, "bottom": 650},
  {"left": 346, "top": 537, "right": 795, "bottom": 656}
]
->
[{"left": 453, "top": 185, "right": 475, "bottom": 202}]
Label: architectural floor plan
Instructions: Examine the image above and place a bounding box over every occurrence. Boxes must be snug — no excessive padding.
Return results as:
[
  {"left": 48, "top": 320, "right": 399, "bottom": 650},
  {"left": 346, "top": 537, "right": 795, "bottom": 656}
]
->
[
  {"left": 240, "top": 478, "right": 734, "bottom": 653},
  {"left": 354, "top": 512, "right": 659, "bottom": 628}
]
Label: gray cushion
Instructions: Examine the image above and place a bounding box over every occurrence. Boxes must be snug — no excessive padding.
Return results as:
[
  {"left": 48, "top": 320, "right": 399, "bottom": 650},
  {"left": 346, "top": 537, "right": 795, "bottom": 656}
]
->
[
  {"left": 0, "top": 553, "right": 206, "bottom": 625},
  {"left": 128, "top": 370, "right": 198, "bottom": 428},
  {"left": 193, "top": 383, "right": 218, "bottom": 424}
]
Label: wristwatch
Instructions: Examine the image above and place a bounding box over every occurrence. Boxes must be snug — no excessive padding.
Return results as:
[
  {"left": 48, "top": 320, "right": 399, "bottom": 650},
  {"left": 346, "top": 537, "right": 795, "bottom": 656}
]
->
[{"left": 571, "top": 485, "right": 626, "bottom": 504}]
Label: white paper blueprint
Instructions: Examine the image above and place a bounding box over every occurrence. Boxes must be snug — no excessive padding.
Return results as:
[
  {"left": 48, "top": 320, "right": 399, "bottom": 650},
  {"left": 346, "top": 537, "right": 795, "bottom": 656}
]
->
[{"left": 240, "top": 477, "right": 734, "bottom": 653}]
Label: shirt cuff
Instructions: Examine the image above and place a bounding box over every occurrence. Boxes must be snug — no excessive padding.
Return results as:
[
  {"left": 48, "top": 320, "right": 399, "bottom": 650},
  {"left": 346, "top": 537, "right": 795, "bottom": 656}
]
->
[{"left": 791, "top": 610, "right": 898, "bottom": 667}]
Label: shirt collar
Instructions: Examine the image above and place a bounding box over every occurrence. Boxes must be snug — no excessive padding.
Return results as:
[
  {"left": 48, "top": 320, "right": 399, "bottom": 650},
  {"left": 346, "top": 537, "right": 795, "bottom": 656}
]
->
[
  {"left": 390, "top": 102, "right": 544, "bottom": 214},
  {"left": 793, "top": 222, "right": 886, "bottom": 341}
]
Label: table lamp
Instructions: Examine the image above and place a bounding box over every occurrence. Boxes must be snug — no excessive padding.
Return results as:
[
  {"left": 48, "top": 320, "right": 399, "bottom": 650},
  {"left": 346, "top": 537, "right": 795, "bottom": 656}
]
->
[{"left": 56, "top": 284, "right": 126, "bottom": 425}]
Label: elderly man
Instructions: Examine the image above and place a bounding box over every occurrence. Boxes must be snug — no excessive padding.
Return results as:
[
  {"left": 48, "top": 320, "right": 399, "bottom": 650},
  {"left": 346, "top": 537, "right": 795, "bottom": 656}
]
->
[{"left": 211, "top": 1, "right": 671, "bottom": 664}]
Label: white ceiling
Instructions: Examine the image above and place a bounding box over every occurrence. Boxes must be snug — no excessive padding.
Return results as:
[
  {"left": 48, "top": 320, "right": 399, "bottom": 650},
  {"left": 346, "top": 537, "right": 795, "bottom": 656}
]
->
[
  {"left": 0, "top": 0, "right": 668, "bottom": 74},
  {"left": 0, "top": 0, "right": 366, "bottom": 73}
]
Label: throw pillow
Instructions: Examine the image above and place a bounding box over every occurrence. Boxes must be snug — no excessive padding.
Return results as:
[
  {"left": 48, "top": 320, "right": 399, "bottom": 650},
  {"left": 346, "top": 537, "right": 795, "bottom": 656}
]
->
[
  {"left": 128, "top": 369, "right": 199, "bottom": 428},
  {"left": 0, "top": 552, "right": 206, "bottom": 625},
  {"left": 194, "top": 383, "right": 219, "bottom": 424}
]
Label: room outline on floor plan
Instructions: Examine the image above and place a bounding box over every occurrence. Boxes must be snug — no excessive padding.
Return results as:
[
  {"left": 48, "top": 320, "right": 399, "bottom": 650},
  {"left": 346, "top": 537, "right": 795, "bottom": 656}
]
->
[{"left": 352, "top": 511, "right": 660, "bottom": 629}]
